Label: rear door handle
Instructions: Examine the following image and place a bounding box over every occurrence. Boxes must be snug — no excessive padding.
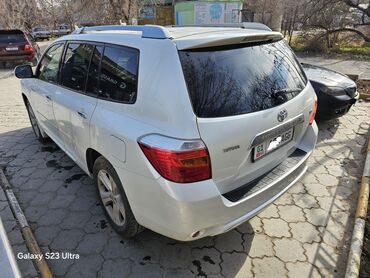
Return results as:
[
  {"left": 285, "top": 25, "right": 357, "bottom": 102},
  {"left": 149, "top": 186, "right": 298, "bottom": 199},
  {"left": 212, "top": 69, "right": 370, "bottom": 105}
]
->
[
  {"left": 44, "top": 95, "right": 51, "bottom": 101},
  {"left": 77, "top": 111, "right": 87, "bottom": 119}
]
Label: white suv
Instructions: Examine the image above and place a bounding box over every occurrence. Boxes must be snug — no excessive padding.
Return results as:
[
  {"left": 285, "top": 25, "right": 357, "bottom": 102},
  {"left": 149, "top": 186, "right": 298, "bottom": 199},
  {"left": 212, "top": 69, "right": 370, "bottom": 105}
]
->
[{"left": 15, "top": 24, "right": 318, "bottom": 241}]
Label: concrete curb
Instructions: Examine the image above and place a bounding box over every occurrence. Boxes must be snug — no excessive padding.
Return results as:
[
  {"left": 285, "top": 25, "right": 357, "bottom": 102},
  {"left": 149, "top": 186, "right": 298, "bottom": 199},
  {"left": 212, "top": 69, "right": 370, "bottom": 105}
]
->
[
  {"left": 345, "top": 137, "right": 370, "bottom": 278},
  {"left": 0, "top": 169, "right": 53, "bottom": 278}
]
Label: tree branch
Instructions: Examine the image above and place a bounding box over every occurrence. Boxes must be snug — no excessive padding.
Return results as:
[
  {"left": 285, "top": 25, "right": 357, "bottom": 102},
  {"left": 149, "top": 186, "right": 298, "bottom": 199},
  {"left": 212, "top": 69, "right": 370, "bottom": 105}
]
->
[
  {"left": 342, "top": 0, "right": 370, "bottom": 17},
  {"left": 328, "top": 27, "right": 370, "bottom": 42}
]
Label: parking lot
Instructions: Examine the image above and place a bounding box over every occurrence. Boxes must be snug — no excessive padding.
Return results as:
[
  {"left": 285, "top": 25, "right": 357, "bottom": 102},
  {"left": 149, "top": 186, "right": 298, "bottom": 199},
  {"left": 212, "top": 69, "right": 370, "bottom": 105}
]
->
[{"left": 0, "top": 66, "right": 369, "bottom": 277}]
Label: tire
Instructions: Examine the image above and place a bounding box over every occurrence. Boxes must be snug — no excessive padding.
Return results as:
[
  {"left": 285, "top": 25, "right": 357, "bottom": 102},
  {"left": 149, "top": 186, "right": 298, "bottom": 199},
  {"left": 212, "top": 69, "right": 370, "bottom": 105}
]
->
[
  {"left": 93, "top": 156, "right": 143, "bottom": 237},
  {"left": 25, "top": 101, "right": 48, "bottom": 143}
]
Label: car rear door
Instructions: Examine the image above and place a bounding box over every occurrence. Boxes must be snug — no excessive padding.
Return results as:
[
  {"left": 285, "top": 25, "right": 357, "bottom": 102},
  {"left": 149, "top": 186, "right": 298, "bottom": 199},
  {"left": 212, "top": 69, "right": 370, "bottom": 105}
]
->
[
  {"left": 52, "top": 42, "right": 98, "bottom": 169},
  {"left": 178, "top": 40, "right": 317, "bottom": 194}
]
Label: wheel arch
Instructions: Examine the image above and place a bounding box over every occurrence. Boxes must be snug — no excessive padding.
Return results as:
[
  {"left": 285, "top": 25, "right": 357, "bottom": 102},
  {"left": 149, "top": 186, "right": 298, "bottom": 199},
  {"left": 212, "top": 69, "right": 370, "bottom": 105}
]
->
[{"left": 86, "top": 148, "right": 103, "bottom": 174}]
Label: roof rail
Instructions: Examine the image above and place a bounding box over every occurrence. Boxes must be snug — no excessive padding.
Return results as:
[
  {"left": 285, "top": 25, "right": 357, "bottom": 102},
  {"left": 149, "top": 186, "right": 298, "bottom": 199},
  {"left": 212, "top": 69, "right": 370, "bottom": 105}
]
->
[
  {"left": 72, "top": 25, "right": 171, "bottom": 39},
  {"left": 168, "top": 23, "right": 272, "bottom": 31}
]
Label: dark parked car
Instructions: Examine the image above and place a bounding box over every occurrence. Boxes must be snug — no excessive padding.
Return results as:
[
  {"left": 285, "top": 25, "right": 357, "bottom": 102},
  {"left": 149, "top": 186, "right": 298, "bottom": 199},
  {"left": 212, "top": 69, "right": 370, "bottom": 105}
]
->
[
  {"left": 0, "top": 29, "right": 40, "bottom": 66},
  {"left": 302, "top": 63, "right": 359, "bottom": 120}
]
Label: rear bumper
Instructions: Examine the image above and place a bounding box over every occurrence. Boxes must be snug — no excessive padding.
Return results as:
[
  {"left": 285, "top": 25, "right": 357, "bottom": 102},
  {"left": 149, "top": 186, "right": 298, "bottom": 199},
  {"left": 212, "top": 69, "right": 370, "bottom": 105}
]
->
[
  {"left": 120, "top": 123, "right": 318, "bottom": 241},
  {"left": 0, "top": 54, "right": 34, "bottom": 62},
  {"left": 34, "top": 34, "right": 50, "bottom": 39},
  {"left": 317, "top": 92, "right": 358, "bottom": 120}
]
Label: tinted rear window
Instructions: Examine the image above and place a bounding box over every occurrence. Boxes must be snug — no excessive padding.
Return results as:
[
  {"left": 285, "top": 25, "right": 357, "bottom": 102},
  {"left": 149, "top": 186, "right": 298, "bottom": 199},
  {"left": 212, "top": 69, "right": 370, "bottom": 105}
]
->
[
  {"left": 0, "top": 31, "right": 26, "bottom": 43},
  {"left": 179, "top": 41, "right": 307, "bottom": 118}
]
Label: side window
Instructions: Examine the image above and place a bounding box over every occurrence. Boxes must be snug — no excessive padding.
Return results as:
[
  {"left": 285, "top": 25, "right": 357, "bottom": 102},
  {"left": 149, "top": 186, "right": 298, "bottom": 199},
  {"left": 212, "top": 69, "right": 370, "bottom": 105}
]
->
[
  {"left": 99, "top": 45, "right": 139, "bottom": 103},
  {"left": 86, "top": 46, "right": 103, "bottom": 96},
  {"left": 61, "top": 43, "right": 93, "bottom": 92},
  {"left": 38, "top": 43, "right": 64, "bottom": 83}
]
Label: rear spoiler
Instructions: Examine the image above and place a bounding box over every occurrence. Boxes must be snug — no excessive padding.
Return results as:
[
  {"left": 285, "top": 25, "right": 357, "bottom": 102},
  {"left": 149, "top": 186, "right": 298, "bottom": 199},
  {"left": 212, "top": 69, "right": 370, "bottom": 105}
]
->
[
  {"left": 174, "top": 31, "right": 283, "bottom": 50},
  {"left": 168, "top": 22, "right": 272, "bottom": 31}
]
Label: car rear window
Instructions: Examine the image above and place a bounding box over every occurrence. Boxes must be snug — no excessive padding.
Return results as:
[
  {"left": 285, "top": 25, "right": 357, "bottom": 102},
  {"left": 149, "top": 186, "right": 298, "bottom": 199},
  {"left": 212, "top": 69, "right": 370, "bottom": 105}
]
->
[
  {"left": 34, "top": 28, "right": 47, "bottom": 32},
  {"left": 179, "top": 40, "right": 307, "bottom": 118},
  {"left": 0, "top": 31, "right": 27, "bottom": 44},
  {"left": 98, "top": 45, "right": 139, "bottom": 103}
]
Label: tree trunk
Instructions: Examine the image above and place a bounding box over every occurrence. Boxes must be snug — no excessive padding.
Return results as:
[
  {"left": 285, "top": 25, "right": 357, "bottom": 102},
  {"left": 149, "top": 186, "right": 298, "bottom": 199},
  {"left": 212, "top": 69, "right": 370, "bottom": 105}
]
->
[
  {"left": 325, "top": 31, "right": 331, "bottom": 48},
  {"left": 128, "top": 0, "right": 132, "bottom": 24}
]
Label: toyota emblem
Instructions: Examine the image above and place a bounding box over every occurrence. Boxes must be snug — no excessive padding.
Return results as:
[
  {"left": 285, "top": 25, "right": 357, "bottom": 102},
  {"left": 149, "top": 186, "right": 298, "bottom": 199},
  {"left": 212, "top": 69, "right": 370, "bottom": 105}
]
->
[{"left": 277, "top": 109, "right": 288, "bottom": 122}]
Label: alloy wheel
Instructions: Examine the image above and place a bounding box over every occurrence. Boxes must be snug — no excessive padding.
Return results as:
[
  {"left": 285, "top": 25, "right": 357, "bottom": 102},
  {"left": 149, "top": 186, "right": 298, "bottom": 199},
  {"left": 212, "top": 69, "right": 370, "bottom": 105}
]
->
[{"left": 97, "top": 170, "right": 126, "bottom": 226}]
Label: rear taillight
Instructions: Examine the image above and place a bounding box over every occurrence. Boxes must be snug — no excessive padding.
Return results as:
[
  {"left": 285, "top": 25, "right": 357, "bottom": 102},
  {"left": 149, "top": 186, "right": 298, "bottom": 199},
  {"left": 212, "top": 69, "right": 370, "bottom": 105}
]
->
[
  {"left": 24, "top": 44, "right": 33, "bottom": 52},
  {"left": 309, "top": 99, "right": 318, "bottom": 125},
  {"left": 138, "top": 135, "right": 211, "bottom": 183}
]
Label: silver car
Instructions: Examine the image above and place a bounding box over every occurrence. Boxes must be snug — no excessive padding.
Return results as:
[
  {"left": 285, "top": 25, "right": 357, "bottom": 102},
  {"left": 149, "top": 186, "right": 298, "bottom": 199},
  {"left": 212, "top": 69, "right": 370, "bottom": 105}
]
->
[
  {"left": 15, "top": 24, "right": 318, "bottom": 241},
  {"left": 31, "top": 27, "right": 51, "bottom": 40}
]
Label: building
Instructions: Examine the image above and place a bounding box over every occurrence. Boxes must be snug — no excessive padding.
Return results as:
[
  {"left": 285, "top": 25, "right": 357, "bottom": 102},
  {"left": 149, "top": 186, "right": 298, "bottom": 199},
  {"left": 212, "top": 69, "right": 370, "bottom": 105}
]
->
[
  {"left": 174, "top": 1, "right": 243, "bottom": 25},
  {"left": 138, "top": 0, "right": 243, "bottom": 26},
  {"left": 242, "top": 0, "right": 284, "bottom": 31},
  {"left": 138, "top": 0, "right": 174, "bottom": 25},
  {"left": 137, "top": 0, "right": 284, "bottom": 31}
]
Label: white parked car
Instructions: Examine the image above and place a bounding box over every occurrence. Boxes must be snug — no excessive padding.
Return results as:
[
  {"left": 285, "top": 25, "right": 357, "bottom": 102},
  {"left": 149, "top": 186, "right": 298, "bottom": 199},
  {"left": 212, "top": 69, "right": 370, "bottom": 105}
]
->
[
  {"left": 31, "top": 27, "right": 51, "bottom": 40},
  {"left": 15, "top": 24, "right": 318, "bottom": 241},
  {"left": 52, "top": 24, "right": 71, "bottom": 37}
]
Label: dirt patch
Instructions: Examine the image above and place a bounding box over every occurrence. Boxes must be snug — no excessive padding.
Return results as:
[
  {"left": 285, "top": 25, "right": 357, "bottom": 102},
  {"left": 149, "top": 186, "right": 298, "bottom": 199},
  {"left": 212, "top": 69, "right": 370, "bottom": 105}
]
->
[{"left": 358, "top": 79, "right": 370, "bottom": 100}]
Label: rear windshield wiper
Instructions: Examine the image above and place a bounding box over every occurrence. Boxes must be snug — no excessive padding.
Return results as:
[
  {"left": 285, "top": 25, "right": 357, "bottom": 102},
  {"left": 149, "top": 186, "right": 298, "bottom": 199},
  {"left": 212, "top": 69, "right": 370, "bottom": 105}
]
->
[{"left": 271, "top": 88, "right": 302, "bottom": 104}]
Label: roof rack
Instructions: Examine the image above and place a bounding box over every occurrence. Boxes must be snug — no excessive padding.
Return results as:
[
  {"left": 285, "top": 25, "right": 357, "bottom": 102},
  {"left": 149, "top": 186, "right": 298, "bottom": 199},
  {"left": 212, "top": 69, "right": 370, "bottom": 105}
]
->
[
  {"left": 72, "top": 25, "right": 171, "bottom": 39},
  {"left": 168, "top": 23, "right": 272, "bottom": 31}
]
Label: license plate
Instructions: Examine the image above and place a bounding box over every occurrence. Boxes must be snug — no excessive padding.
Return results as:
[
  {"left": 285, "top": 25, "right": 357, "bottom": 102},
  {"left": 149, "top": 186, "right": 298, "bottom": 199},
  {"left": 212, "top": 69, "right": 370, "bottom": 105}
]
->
[
  {"left": 253, "top": 128, "right": 294, "bottom": 161},
  {"left": 6, "top": 47, "right": 18, "bottom": 51}
]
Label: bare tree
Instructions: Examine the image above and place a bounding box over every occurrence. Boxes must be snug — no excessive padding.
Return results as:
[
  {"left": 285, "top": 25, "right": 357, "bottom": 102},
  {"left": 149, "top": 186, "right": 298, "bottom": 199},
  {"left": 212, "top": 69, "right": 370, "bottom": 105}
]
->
[
  {"left": 343, "top": 0, "right": 370, "bottom": 19},
  {"left": 281, "top": 0, "right": 302, "bottom": 44},
  {"left": 300, "top": 0, "right": 370, "bottom": 43},
  {"left": 37, "top": 0, "right": 60, "bottom": 29},
  {"left": 244, "top": 0, "right": 284, "bottom": 30},
  {"left": 0, "top": 0, "right": 167, "bottom": 30},
  {"left": 0, "top": 0, "right": 38, "bottom": 30},
  {"left": 75, "top": 0, "right": 164, "bottom": 25}
]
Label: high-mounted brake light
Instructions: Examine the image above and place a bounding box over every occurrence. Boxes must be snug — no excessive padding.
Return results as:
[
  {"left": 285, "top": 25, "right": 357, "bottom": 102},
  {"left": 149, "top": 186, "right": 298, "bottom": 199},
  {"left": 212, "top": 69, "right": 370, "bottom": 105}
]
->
[
  {"left": 309, "top": 99, "right": 318, "bottom": 125},
  {"left": 138, "top": 135, "right": 211, "bottom": 183},
  {"left": 24, "top": 44, "right": 33, "bottom": 52}
]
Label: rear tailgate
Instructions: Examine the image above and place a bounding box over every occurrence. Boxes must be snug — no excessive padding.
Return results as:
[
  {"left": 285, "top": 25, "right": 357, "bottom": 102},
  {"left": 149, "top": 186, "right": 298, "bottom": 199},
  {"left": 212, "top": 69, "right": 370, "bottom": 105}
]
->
[
  {"left": 197, "top": 88, "right": 314, "bottom": 194},
  {"left": 178, "top": 39, "right": 316, "bottom": 194},
  {"left": 0, "top": 30, "right": 29, "bottom": 56}
]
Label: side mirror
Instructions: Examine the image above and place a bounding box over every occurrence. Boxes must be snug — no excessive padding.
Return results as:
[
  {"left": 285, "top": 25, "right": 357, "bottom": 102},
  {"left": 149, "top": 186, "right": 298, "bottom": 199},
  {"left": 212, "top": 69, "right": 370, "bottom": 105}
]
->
[{"left": 15, "top": 65, "right": 34, "bottom": 79}]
